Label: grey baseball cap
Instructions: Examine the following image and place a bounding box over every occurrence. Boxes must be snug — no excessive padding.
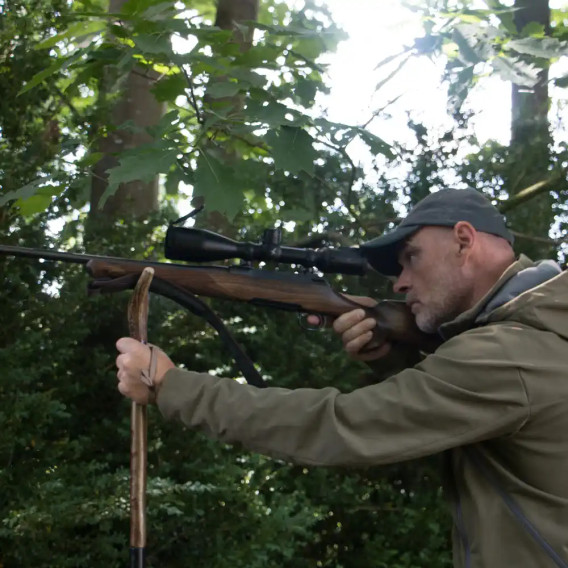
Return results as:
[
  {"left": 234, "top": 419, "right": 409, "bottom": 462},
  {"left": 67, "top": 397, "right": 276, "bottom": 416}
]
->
[{"left": 360, "top": 188, "right": 514, "bottom": 276}]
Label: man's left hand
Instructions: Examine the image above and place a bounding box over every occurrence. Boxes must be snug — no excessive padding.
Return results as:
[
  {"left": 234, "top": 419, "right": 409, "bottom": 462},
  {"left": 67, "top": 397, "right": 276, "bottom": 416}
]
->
[{"left": 116, "top": 338, "right": 175, "bottom": 404}]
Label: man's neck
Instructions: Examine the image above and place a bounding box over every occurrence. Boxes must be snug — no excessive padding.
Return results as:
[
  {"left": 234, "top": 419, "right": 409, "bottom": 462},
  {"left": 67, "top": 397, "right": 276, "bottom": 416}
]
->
[{"left": 467, "top": 256, "right": 516, "bottom": 311}]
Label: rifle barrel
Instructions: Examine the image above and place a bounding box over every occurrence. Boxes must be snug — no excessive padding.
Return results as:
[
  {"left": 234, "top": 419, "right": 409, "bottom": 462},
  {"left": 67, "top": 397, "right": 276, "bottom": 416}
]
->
[
  {"left": 0, "top": 245, "right": 175, "bottom": 269},
  {"left": 0, "top": 244, "right": 95, "bottom": 264}
]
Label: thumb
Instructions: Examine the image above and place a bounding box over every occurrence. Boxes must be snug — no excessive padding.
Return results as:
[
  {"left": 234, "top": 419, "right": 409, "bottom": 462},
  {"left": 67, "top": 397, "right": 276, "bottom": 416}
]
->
[{"left": 116, "top": 337, "right": 146, "bottom": 354}]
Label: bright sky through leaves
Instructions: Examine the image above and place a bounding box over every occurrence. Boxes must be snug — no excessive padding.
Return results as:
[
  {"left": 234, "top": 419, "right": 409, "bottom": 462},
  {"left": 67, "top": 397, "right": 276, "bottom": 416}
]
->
[{"left": 321, "top": 0, "right": 511, "bottom": 146}]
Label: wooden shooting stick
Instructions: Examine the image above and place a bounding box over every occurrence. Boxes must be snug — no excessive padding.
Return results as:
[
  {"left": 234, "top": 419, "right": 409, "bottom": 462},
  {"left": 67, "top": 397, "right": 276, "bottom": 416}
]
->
[{"left": 127, "top": 267, "right": 154, "bottom": 568}]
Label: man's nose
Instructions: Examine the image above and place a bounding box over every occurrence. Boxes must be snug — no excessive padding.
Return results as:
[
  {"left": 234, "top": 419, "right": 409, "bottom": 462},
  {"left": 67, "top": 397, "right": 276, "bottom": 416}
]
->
[{"left": 393, "top": 270, "right": 410, "bottom": 294}]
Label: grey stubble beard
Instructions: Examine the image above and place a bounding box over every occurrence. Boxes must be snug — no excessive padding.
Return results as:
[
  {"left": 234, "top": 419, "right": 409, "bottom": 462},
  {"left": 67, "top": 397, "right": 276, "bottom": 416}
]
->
[{"left": 414, "top": 270, "right": 470, "bottom": 334}]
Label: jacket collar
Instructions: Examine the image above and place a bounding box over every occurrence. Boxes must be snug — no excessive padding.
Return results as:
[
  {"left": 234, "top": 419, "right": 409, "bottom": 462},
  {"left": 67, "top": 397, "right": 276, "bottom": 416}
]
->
[{"left": 438, "top": 255, "right": 535, "bottom": 340}]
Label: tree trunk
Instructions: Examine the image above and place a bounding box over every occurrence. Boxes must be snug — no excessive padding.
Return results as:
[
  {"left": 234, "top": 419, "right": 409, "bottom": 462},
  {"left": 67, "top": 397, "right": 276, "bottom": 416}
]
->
[
  {"left": 508, "top": 0, "right": 554, "bottom": 258},
  {"left": 195, "top": 0, "right": 259, "bottom": 233},
  {"left": 205, "top": 0, "right": 259, "bottom": 114},
  {"left": 511, "top": 0, "right": 551, "bottom": 148},
  {"left": 89, "top": 0, "right": 165, "bottom": 223},
  {"left": 215, "top": 0, "right": 258, "bottom": 47}
]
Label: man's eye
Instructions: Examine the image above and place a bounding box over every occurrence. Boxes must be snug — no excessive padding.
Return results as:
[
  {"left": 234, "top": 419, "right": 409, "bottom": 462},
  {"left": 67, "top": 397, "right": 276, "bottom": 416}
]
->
[{"left": 399, "top": 249, "right": 419, "bottom": 267}]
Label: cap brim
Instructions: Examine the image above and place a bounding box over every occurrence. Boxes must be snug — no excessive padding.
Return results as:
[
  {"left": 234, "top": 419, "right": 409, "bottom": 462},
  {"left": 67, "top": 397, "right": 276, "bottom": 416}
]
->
[{"left": 359, "top": 225, "right": 419, "bottom": 276}]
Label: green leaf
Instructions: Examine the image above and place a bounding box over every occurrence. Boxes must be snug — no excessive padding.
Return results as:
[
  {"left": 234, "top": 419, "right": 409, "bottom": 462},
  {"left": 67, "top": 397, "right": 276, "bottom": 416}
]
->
[
  {"left": 453, "top": 28, "right": 483, "bottom": 64},
  {"left": 447, "top": 65, "right": 475, "bottom": 114},
  {"left": 252, "top": 22, "right": 323, "bottom": 37},
  {"left": 18, "top": 51, "right": 83, "bottom": 95},
  {"left": 245, "top": 99, "right": 289, "bottom": 127},
  {"left": 190, "top": 26, "right": 233, "bottom": 44},
  {"left": 0, "top": 177, "right": 53, "bottom": 207},
  {"left": 100, "top": 144, "right": 178, "bottom": 207},
  {"left": 15, "top": 194, "right": 53, "bottom": 216},
  {"left": 152, "top": 73, "right": 187, "bottom": 102},
  {"left": 293, "top": 38, "right": 324, "bottom": 61},
  {"left": 264, "top": 127, "right": 317, "bottom": 175},
  {"left": 233, "top": 44, "right": 281, "bottom": 68},
  {"left": 294, "top": 77, "right": 317, "bottom": 105},
  {"left": 111, "top": 148, "right": 178, "bottom": 185},
  {"left": 174, "top": 52, "right": 228, "bottom": 74},
  {"left": 206, "top": 81, "right": 242, "bottom": 98},
  {"left": 1, "top": 181, "right": 62, "bottom": 215},
  {"left": 146, "top": 110, "right": 180, "bottom": 137},
  {"left": 452, "top": 23, "right": 498, "bottom": 64},
  {"left": 164, "top": 165, "right": 189, "bottom": 196},
  {"left": 507, "top": 37, "right": 568, "bottom": 59},
  {"left": 81, "top": 152, "right": 105, "bottom": 167},
  {"left": 119, "top": 0, "right": 165, "bottom": 16},
  {"left": 194, "top": 151, "right": 244, "bottom": 217},
  {"left": 62, "top": 61, "right": 100, "bottom": 95},
  {"left": 483, "top": 0, "right": 517, "bottom": 34},
  {"left": 133, "top": 33, "right": 172, "bottom": 54},
  {"left": 140, "top": 1, "right": 177, "bottom": 21},
  {"left": 491, "top": 56, "right": 540, "bottom": 87},
  {"left": 35, "top": 20, "right": 106, "bottom": 50},
  {"left": 354, "top": 128, "right": 394, "bottom": 159},
  {"left": 521, "top": 22, "right": 546, "bottom": 38},
  {"left": 87, "top": 45, "right": 123, "bottom": 63},
  {"left": 18, "top": 59, "right": 66, "bottom": 95},
  {"left": 554, "top": 74, "right": 568, "bottom": 88},
  {"left": 230, "top": 69, "right": 267, "bottom": 89},
  {"left": 443, "top": 11, "right": 483, "bottom": 24}
]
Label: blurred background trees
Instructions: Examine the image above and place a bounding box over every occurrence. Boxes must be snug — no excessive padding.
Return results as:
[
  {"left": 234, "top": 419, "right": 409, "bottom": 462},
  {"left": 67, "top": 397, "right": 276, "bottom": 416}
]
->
[{"left": 0, "top": 0, "right": 566, "bottom": 565}]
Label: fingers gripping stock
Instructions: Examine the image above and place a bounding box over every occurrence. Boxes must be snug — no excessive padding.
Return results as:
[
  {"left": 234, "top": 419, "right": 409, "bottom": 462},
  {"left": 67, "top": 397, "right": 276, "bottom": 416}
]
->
[
  {"left": 354, "top": 299, "right": 441, "bottom": 354},
  {"left": 300, "top": 296, "right": 440, "bottom": 353}
]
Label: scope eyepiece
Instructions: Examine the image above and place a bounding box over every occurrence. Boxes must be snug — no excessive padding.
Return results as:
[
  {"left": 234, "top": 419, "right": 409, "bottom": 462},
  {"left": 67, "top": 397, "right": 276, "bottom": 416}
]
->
[{"left": 165, "top": 226, "right": 369, "bottom": 275}]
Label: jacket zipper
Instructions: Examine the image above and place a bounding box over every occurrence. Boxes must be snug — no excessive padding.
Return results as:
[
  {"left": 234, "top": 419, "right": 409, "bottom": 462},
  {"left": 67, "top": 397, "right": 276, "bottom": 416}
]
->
[{"left": 465, "top": 446, "right": 568, "bottom": 568}]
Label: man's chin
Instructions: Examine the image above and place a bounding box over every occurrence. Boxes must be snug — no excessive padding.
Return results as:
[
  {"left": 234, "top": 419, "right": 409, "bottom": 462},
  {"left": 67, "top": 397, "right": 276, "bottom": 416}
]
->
[{"left": 415, "top": 312, "right": 438, "bottom": 334}]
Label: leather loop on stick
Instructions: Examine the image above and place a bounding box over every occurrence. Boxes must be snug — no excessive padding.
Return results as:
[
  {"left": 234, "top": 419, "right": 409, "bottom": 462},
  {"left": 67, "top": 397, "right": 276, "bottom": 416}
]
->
[
  {"left": 140, "top": 345, "right": 158, "bottom": 388},
  {"left": 140, "top": 345, "right": 158, "bottom": 405}
]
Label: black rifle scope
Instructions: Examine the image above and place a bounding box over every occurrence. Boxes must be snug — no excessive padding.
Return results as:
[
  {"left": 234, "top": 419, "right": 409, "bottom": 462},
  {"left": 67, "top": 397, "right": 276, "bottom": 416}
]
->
[{"left": 165, "top": 226, "right": 369, "bottom": 275}]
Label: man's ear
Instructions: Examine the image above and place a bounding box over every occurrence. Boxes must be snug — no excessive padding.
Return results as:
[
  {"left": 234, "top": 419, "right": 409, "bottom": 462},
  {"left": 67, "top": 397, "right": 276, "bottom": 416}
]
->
[{"left": 453, "top": 221, "right": 476, "bottom": 256}]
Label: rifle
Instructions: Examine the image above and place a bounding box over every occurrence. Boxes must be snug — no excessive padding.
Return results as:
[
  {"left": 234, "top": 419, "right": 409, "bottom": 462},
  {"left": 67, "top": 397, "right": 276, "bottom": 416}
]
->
[{"left": 0, "top": 225, "right": 440, "bottom": 386}]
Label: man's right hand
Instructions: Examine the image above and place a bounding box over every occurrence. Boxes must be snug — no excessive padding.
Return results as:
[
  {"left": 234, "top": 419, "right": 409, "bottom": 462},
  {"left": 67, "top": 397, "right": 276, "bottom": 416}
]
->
[{"left": 333, "top": 305, "right": 392, "bottom": 362}]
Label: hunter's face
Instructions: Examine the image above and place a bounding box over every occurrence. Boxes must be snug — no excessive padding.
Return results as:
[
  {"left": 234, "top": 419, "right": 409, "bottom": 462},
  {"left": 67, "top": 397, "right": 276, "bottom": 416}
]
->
[{"left": 393, "top": 227, "right": 472, "bottom": 333}]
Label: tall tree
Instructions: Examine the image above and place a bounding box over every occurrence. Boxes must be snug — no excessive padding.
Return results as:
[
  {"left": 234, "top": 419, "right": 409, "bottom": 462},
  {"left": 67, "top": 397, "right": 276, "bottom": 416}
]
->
[
  {"left": 198, "top": 0, "right": 260, "bottom": 232},
  {"left": 511, "top": 0, "right": 551, "bottom": 149},
  {"left": 507, "top": 0, "right": 555, "bottom": 258},
  {"left": 89, "top": 0, "right": 166, "bottom": 223}
]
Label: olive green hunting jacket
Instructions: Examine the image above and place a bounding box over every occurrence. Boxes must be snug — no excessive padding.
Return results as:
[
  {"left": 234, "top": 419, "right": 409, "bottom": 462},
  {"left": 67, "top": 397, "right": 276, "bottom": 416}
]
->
[{"left": 157, "top": 256, "right": 568, "bottom": 568}]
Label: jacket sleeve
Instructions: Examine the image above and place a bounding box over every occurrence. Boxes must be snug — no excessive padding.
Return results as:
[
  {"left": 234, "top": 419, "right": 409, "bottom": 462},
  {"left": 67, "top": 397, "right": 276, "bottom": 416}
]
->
[{"left": 156, "top": 324, "right": 530, "bottom": 466}]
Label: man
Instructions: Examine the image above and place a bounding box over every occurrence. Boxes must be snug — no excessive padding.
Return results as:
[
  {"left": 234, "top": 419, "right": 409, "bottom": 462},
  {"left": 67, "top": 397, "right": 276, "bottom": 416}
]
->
[{"left": 116, "top": 188, "right": 568, "bottom": 567}]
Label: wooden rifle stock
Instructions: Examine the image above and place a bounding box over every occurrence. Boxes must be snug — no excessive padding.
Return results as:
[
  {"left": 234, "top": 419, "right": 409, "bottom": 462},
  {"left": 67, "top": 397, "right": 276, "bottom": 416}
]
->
[
  {"left": 87, "top": 259, "right": 440, "bottom": 352},
  {"left": 0, "top": 245, "right": 439, "bottom": 351}
]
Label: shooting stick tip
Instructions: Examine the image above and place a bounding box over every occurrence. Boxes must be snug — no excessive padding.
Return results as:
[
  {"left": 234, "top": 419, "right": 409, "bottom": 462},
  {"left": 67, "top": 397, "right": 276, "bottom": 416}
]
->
[{"left": 128, "top": 267, "right": 155, "bottom": 343}]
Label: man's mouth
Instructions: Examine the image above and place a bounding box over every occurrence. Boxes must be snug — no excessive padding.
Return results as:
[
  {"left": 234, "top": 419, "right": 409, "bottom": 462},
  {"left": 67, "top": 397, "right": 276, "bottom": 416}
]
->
[{"left": 407, "top": 300, "right": 420, "bottom": 313}]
